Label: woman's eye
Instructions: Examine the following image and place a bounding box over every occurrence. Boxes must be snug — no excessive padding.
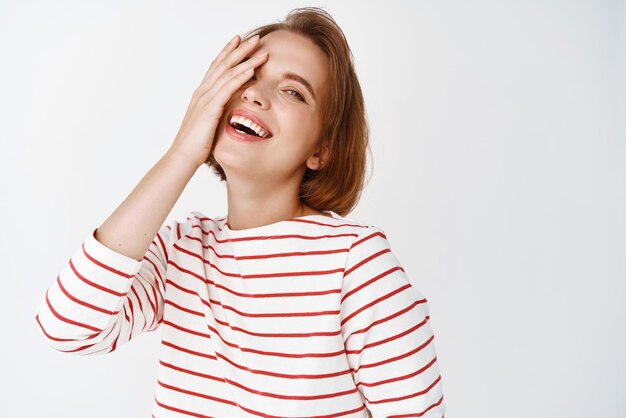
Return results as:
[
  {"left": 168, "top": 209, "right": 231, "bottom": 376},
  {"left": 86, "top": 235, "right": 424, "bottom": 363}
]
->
[{"left": 286, "top": 89, "right": 305, "bottom": 101}]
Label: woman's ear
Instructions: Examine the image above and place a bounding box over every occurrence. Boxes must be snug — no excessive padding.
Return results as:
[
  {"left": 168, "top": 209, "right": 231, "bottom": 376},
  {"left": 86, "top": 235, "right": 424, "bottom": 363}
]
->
[{"left": 306, "top": 142, "right": 330, "bottom": 171}]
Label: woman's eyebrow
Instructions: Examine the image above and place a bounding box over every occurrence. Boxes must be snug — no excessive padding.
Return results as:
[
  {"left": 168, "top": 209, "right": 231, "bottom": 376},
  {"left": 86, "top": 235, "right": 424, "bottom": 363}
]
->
[{"left": 282, "top": 71, "right": 317, "bottom": 101}]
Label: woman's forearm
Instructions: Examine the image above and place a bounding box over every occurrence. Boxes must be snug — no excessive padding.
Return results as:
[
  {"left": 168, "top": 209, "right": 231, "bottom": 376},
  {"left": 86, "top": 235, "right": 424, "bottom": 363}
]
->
[{"left": 95, "top": 151, "right": 200, "bottom": 261}]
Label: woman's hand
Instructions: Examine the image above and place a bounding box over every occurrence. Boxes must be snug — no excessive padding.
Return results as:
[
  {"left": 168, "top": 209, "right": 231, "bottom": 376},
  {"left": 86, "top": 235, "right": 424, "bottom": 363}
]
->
[{"left": 168, "top": 34, "right": 268, "bottom": 168}]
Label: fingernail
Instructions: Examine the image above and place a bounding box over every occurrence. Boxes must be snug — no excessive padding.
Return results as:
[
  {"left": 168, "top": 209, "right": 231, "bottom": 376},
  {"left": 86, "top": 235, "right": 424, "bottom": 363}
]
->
[
  {"left": 230, "top": 34, "right": 239, "bottom": 44},
  {"left": 247, "top": 35, "right": 259, "bottom": 43}
]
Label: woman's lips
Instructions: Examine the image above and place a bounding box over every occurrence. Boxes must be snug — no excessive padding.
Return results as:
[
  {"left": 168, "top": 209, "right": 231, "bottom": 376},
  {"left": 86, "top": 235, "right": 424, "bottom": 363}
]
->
[
  {"left": 226, "top": 122, "right": 271, "bottom": 142},
  {"left": 229, "top": 108, "right": 273, "bottom": 138}
]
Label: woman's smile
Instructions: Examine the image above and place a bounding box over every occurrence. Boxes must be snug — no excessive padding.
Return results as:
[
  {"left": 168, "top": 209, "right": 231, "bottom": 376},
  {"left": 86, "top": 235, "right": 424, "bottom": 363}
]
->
[{"left": 225, "top": 121, "right": 271, "bottom": 143}]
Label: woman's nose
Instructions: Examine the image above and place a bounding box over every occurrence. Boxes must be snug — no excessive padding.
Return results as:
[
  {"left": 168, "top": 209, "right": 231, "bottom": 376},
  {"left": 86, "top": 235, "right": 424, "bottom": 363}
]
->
[{"left": 241, "top": 81, "right": 268, "bottom": 108}]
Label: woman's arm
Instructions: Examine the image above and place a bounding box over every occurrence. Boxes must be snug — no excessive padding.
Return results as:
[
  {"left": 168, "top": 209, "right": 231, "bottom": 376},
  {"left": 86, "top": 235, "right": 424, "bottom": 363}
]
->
[
  {"left": 32, "top": 149, "right": 192, "bottom": 355},
  {"left": 34, "top": 34, "right": 269, "bottom": 354},
  {"left": 96, "top": 34, "right": 269, "bottom": 261},
  {"left": 340, "top": 226, "right": 446, "bottom": 417},
  {"left": 95, "top": 151, "right": 197, "bottom": 261}
]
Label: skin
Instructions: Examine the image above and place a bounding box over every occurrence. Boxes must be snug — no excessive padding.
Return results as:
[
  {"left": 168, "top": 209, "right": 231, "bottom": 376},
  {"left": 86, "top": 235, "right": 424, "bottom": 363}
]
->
[{"left": 212, "top": 30, "right": 332, "bottom": 231}]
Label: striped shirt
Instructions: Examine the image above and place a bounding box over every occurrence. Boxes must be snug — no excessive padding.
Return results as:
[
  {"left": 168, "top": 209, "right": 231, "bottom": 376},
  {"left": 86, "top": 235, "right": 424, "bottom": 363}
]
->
[{"left": 35, "top": 210, "right": 445, "bottom": 417}]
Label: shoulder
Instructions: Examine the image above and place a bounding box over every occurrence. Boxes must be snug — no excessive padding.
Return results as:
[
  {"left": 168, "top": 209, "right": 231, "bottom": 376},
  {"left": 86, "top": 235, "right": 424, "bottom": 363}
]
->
[
  {"left": 307, "top": 211, "right": 371, "bottom": 232},
  {"left": 159, "top": 210, "right": 225, "bottom": 244},
  {"left": 320, "top": 212, "right": 392, "bottom": 253},
  {"left": 185, "top": 210, "right": 225, "bottom": 230},
  {"left": 324, "top": 214, "right": 399, "bottom": 271}
]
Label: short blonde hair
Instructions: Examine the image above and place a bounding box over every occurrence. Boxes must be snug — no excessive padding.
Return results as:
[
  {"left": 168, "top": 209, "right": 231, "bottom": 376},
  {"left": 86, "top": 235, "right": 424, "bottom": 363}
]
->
[{"left": 206, "top": 7, "right": 371, "bottom": 217}]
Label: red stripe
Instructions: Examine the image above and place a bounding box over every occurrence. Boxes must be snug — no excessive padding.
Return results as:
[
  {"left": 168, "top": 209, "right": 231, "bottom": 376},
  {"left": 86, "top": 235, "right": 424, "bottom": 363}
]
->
[
  {"left": 341, "top": 283, "right": 414, "bottom": 327},
  {"left": 122, "top": 305, "right": 130, "bottom": 323},
  {"left": 213, "top": 314, "right": 341, "bottom": 338},
  {"left": 205, "top": 321, "right": 345, "bottom": 359},
  {"left": 171, "top": 245, "right": 345, "bottom": 279},
  {"left": 154, "top": 393, "right": 221, "bottom": 418},
  {"left": 143, "top": 252, "right": 165, "bottom": 330},
  {"left": 346, "top": 316, "right": 429, "bottom": 356},
  {"left": 349, "top": 230, "right": 386, "bottom": 250},
  {"left": 180, "top": 235, "right": 350, "bottom": 260},
  {"left": 149, "top": 280, "right": 160, "bottom": 329},
  {"left": 359, "top": 356, "right": 438, "bottom": 388},
  {"left": 59, "top": 342, "right": 98, "bottom": 353},
  {"left": 221, "top": 373, "right": 357, "bottom": 401},
  {"left": 69, "top": 258, "right": 128, "bottom": 297},
  {"left": 156, "top": 380, "right": 235, "bottom": 408},
  {"left": 343, "top": 248, "right": 391, "bottom": 278},
  {"left": 387, "top": 394, "right": 444, "bottom": 418},
  {"left": 165, "top": 299, "right": 203, "bottom": 317},
  {"left": 167, "top": 271, "right": 341, "bottom": 302},
  {"left": 110, "top": 334, "right": 119, "bottom": 352},
  {"left": 189, "top": 224, "right": 358, "bottom": 244},
  {"left": 236, "top": 247, "right": 349, "bottom": 260},
  {"left": 163, "top": 319, "right": 212, "bottom": 339},
  {"left": 345, "top": 298, "right": 427, "bottom": 344},
  {"left": 44, "top": 289, "right": 102, "bottom": 332},
  {"left": 160, "top": 360, "right": 224, "bottom": 384},
  {"left": 133, "top": 272, "right": 157, "bottom": 330},
  {"left": 144, "top": 250, "right": 165, "bottom": 292},
  {"left": 81, "top": 242, "right": 134, "bottom": 278},
  {"left": 160, "top": 339, "right": 217, "bottom": 360},
  {"left": 242, "top": 267, "right": 344, "bottom": 279},
  {"left": 226, "top": 232, "right": 358, "bottom": 243},
  {"left": 213, "top": 349, "right": 353, "bottom": 380},
  {"left": 169, "top": 259, "right": 214, "bottom": 281},
  {"left": 127, "top": 294, "right": 135, "bottom": 341},
  {"left": 207, "top": 296, "right": 340, "bottom": 319},
  {"left": 366, "top": 375, "right": 442, "bottom": 405},
  {"left": 195, "top": 216, "right": 365, "bottom": 230},
  {"left": 146, "top": 247, "right": 165, "bottom": 270},
  {"left": 55, "top": 274, "right": 116, "bottom": 315},
  {"left": 354, "top": 335, "right": 436, "bottom": 374},
  {"left": 34, "top": 312, "right": 97, "bottom": 342},
  {"left": 156, "top": 231, "right": 169, "bottom": 262},
  {"left": 183, "top": 235, "right": 236, "bottom": 259},
  {"left": 340, "top": 266, "right": 403, "bottom": 305},
  {"left": 195, "top": 216, "right": 224, "bottom": 225},
  {"left": 290, "top": 218, "right": 369, "bottom": 229},
  {"left": 130, "top": 284, "right": 145, "bottom": 321},
  {"left": 165, "top": 278, "right": 197, "bottom": 295}
]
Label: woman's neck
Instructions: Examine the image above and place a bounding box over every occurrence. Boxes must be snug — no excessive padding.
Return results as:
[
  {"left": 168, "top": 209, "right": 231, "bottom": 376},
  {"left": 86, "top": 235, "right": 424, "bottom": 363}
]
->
[{"left": 224, "top": 176, "right": 321, "bottom": 230}]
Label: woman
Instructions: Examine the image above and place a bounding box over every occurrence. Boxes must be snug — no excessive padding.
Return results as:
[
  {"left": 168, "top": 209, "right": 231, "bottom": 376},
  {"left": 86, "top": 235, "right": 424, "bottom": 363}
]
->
[{"left": 35, "top": 7, "right": 446, "bottom": 417}]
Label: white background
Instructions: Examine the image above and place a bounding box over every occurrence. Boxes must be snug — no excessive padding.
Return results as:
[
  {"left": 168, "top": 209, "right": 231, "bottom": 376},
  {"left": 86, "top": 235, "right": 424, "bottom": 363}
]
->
[{"left": 1, "top": 0, "right": 625, "bottom": 417}]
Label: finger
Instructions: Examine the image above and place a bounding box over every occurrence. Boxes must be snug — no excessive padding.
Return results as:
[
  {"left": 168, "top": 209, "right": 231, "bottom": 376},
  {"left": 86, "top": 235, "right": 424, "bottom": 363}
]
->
[
  {"left": 201, "top": 35, "right": 262, "bottom": 90},
  {"left": 201, "top": 34, "right": 241, "bottom": 84},
  {"left": 201, "top": 66, "right": 260, "bottom": 120},
  {"left": 197, "top": 51, "right": 268, "bottom": 100}
]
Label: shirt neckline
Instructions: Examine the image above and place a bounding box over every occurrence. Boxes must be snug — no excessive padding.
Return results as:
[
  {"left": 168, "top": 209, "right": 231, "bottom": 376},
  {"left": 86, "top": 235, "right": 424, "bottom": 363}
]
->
[{"left": 223, "top": 210, "right": 338, "bottom": 237}]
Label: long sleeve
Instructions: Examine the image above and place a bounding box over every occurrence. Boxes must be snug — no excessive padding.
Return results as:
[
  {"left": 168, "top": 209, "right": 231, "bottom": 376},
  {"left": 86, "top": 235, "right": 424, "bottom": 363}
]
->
[
  {"left": 340, "top": 226, "right": 446, "bottom": 417},
  {"left": 34, "top": 219, "right": 182, "bottom": 355}
]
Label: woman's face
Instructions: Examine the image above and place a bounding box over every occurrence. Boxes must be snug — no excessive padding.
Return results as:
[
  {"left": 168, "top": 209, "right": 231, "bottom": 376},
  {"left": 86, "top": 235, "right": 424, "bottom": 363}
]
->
[{"left": 212, "top": 30, "right": 329, "bottom": 183}]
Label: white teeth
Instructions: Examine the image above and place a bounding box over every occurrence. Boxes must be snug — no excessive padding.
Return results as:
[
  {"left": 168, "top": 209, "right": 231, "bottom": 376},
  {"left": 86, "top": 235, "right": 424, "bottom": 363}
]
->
[{"left": 229, "top": 115, "right": 269, "bottom": 138}]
